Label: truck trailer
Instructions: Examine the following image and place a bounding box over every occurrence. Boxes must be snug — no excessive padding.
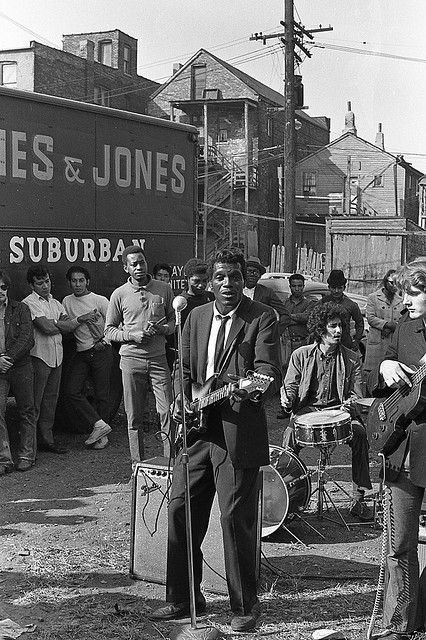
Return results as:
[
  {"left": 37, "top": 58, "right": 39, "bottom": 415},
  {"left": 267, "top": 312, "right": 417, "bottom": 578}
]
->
[{"left": 0, "top": 86, "right": 198, "bottom": 300}]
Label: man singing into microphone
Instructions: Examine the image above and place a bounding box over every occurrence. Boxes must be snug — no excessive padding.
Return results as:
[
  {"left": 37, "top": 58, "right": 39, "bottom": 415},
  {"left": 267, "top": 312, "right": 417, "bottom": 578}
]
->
[
  {"left": 149, "top": 248, "right": 281, "bottom": 632},
  {"left": 105, "top": 245, "right": 175, "bottom": 463}
]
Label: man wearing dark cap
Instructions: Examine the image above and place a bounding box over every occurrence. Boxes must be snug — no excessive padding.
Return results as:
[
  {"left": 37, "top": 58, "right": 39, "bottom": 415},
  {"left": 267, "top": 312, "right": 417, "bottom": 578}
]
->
[
  {"left": 243, "top": 257, "right": 287, "bottom": 329},
  {"left": 321, "top": 269, "right": 364, "bottom": 352}
]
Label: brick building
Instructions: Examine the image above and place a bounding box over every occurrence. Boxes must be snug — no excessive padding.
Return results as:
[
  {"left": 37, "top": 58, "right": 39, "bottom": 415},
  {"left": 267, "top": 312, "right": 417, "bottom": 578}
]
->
[
  {"left": 0, "top": 29, "right": 158, "bottom": 113},
  {"left": 295, "top": 103, "right": 424, "bottom": 253},
  {"left": 147, "top": 48, "right": 330, "bottom": 260}
]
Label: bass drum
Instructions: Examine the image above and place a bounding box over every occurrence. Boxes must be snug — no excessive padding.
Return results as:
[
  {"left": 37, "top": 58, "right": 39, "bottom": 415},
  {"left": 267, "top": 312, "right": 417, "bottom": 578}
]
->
[{"left": 261, "top": 445, "right": 311, "bottom": 538}]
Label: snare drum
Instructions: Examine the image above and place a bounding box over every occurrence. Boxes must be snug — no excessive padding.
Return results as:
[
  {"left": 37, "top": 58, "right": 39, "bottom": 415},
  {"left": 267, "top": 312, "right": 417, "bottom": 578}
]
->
[
  {"left": 261, "top": 445, "right": 311, "bottom": 537},
  {"left": 294, "top": 409, "right": 352, "bottom": 447}
]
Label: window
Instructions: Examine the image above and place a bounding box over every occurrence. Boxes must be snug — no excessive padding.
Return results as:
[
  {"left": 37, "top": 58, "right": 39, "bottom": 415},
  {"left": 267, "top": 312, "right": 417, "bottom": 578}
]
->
[
  {"left": 191, "top": 64, "right": 206, "bottom": 100},
  {"left": 218, "top": 129, "right": 228, "bottom": 143},
  {"left": 203, "top": 88, "right": 221, "bottom": 100},
  {"left": 373, "top": 175, "right": 384, "bottom": 187},
  {"left": 302, "top": 172, "right": 316, "bottom": 196},
  {"left": 99, "top": 40, "right": 112, "bottom": 66},
  {"left": 267, "top": 118, "right": 273, "bottom": 138},
  {"left": 0, "top": 62, "right": 17, "bottom": 86},
  {"left": 94, "top": 86, "right": 110, "bottom": 106},
  {"left": 123, "top": 45, "right": 131, "bottom": 74}
]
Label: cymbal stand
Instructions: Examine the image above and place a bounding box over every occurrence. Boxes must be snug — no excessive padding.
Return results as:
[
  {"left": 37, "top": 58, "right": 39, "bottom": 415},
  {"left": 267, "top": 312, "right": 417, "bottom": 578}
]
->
[{"left": 309, "top": 444, "right": 351, "bottom": 531}]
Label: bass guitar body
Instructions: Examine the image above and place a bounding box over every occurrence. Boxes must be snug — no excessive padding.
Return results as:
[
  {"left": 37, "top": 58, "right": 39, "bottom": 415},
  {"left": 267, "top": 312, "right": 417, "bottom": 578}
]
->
[{"left": 367, "top": 384, "right": 422, "bottom": 454}]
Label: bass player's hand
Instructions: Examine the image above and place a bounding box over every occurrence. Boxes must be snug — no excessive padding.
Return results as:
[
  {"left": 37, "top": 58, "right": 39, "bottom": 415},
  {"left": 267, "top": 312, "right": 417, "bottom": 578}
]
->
[{"left": 380, "top": 359, "right": 415, "bottom": 388}]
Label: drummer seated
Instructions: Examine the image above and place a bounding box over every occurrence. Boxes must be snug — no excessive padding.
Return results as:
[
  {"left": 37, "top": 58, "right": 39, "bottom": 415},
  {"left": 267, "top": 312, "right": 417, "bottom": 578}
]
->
[{"left": 280, "top": 302, "right": 373, "bottom": 522}]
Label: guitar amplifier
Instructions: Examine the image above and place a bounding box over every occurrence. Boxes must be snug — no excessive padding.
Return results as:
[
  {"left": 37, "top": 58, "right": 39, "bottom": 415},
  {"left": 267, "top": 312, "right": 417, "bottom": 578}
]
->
[{"left": 129, "top": 456, "right": 262, "bottom": 595}]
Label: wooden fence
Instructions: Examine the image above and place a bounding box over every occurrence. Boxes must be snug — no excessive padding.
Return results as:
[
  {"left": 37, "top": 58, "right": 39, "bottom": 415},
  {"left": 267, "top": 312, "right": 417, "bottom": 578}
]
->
[{"left": 269, "top": 245, "right": 325, "bottom": 281}]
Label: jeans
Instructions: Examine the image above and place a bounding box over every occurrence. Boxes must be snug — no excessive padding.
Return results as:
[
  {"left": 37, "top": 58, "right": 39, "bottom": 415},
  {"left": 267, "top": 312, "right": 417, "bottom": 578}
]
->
[
  {"left": 64, "top": 345, "right": 112, "bottom": 428},
  {"left": 384, "top": 471, "right": 424, "bottom": 634},
  {"left": 0, "top": 363, "right": 36, "bottom": 466},
  {"left": 120, "top": 354, "right": 173, "bottom": 463},
  {"left": 32, "top": 356, "right": 62, "bottom": 446}
]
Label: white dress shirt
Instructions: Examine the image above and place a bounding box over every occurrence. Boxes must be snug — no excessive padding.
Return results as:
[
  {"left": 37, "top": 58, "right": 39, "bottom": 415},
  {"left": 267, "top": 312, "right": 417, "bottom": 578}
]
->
[{"left": 205, "top": 303, "right": 238, "bottom": 380}]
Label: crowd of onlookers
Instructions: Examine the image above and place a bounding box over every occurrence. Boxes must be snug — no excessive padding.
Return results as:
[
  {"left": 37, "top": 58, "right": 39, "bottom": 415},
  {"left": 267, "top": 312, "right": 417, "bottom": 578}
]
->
[{"left": 0, "top": 241, "right": 406, "bottom": 478}]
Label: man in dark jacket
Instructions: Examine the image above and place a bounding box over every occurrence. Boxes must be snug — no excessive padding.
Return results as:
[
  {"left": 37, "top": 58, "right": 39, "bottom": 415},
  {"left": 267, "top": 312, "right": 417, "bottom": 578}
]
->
[
  {"left": 0, "top": 270, "right": 36, "bottom": 474},
  {"left": 243, "top": 256, "right": 288, "bottom": 332},
  {"left": 149, "top": 249, "right": 281, "bottom": 632},
  {"left": 368, "top": 258, "right": 426, "bottom": 640}
]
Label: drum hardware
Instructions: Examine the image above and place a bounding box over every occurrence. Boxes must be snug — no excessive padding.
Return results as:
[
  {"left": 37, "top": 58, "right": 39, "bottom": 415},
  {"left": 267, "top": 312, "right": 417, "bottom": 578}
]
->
[{"left": 309, "top": 443, "right": 352, "bottom": 530}]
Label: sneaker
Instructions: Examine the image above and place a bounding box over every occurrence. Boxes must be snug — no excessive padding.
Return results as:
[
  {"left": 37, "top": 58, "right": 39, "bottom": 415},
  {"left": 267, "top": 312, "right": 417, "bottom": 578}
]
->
[
  {"left": 92, "top": 436, "right": 109, "bottom": 450},
  {"left": 85, "top": 421, "right": 112, "bottom": 446},
  {"left": 350, "top": 499, "right": 374, "bottom": 522}
]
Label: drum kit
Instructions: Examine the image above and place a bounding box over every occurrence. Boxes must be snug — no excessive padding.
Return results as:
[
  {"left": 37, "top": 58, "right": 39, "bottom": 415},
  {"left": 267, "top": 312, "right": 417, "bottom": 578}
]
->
[{"left": 261, "top": 408, "right": 361, "bottom": 540}]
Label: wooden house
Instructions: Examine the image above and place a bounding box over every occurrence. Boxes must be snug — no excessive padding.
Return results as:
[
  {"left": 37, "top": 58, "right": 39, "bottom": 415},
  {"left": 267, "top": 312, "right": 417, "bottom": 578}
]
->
[
  {"left": 295, "top": 106, "right": 423, "bottom": 254},
  {"left": 147, "top": 48, "right": 330, "bottom": 260}
]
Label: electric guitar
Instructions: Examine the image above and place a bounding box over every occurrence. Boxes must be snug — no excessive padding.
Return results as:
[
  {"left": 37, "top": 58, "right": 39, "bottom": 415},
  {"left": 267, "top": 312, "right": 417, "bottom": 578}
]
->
[
  {"left": 367, "top": 356, "right": 426, "bottom": 454},
  {"left": 174, "top": 371, "right": 273, "bottom": 451}
]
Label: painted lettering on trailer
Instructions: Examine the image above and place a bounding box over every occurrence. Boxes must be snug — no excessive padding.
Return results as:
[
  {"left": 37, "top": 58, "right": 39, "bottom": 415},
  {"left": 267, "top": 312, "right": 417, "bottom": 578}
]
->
[
  {"left": 9, "top": 237, "right": 146, "bottom": 264},
  {"left": 0, "top": 129, "right": 186, "bottom": 194}
]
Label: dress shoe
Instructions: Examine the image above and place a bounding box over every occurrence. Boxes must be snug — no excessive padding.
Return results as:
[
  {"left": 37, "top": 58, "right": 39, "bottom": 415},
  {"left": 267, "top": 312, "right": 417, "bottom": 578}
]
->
[
  {"left": 350, "top": 499, "right": 374, "bottom": 522},
  {"left": 38, "top": 441, "right": 68, "bottom": 454},
  {"left": 16, "top": 459, "right": 34, "bottom": 472},
  {"left": 231, "top": 603, "right": 262, "bottom": 632},
  {"left": 148, "top": 601, "right": 206, "bottom": 621},
  {"left": 0, "top": 465, "right": 11, "bottom": 476}
]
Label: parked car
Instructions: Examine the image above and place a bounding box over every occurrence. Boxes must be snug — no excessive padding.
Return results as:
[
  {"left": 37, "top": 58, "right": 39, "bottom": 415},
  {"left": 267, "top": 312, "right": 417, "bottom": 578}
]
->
[{"left": 259, "top": 272, "right": 368, "bottom": 356}]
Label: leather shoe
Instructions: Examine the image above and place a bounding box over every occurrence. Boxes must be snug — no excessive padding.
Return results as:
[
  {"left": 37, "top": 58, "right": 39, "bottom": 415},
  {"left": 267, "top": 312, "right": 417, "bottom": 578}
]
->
[
  {"left": 231, "top": 603, "right": 262, "bottom": 632},
  {"left": 38, "top": 441, "right": 68, "bottom": 454},
  {"left": 148, "top": 601, "right": 206, "bottom": 621},
  {"left": 16, "top": 459, "right": 34, "bottom": 472}
]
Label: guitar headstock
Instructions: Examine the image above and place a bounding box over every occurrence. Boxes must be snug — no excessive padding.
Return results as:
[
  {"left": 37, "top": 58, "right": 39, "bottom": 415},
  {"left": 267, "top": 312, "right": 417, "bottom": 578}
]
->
[{"left": 238, "top": 371, "right": 273, "bottom": 394}]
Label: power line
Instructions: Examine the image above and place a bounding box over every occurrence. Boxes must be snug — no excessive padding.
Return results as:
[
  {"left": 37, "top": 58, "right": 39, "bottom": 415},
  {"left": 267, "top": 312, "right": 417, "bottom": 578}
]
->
[
  {"left": 0, "top": 9, "right": 57, "bottom": 48},
  {"left": 313, "top": 41, "right": 426, "bottom": 64}
]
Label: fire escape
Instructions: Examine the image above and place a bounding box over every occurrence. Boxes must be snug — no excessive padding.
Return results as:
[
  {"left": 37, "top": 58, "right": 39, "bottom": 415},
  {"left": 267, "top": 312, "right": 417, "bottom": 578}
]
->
[{"left": 198, "top": 145, "right": 258, "bottom": 258}]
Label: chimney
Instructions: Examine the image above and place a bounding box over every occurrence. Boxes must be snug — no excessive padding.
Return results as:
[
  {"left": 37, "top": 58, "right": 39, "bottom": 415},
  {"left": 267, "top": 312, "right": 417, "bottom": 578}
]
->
[
  {"left": 375, "top": 123, "right": 385, "bottom": 150},
  {"left": 343, "top": 100, "right": 357, "bottom": 136},
  {"left": 172, "top": 63, "right": 183, "bottom": 75}
]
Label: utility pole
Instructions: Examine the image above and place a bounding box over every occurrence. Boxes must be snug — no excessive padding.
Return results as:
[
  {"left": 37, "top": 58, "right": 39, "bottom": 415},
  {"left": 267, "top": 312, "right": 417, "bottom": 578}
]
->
[
  {"left": 283, "top": 0, "right": 296, "bottom": 269},
  {"left": 250, "top": 4, "right": 332, "bottom": 271}
]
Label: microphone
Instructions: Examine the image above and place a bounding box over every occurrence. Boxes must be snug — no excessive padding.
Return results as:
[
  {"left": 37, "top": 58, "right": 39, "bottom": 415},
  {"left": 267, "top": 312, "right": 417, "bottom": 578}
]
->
[{"left": 172, "top": 296, "right": 188, "bottom": 313}]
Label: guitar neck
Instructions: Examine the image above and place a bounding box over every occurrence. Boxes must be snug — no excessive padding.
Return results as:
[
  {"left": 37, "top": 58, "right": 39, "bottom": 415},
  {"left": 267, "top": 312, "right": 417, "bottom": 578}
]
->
[
  {"left": 192, "top": 383, "right": 235, "bottom": 411},
  {"left": 385, "top": 361, "right": 426, "bottom": 407}
]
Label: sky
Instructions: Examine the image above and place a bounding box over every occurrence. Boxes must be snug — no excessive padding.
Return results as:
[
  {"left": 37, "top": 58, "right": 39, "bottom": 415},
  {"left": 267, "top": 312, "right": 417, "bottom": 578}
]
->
[{"left": 1, "top": 0, "right": 426, "bottom": 173}]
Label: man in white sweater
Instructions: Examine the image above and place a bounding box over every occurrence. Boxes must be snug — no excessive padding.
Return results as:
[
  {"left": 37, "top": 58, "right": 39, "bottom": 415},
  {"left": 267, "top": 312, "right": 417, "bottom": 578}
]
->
[{"left": 62, "top": 266, "right": 112, "bottom": 449}]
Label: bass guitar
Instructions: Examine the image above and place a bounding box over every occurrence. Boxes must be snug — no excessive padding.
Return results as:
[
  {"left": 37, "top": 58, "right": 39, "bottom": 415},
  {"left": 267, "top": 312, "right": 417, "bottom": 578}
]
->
[
  {"left": 367, "top": 357, "right": 426, "bottom": 454},
  {"left": 175, "top": 371, "right": 273, "bottom": 451}
]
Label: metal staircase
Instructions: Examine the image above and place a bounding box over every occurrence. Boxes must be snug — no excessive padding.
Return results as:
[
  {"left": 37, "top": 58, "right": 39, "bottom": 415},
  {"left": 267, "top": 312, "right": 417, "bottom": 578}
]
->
[{"left": 198, "top": 145, "right": 258, "bottom": 257}]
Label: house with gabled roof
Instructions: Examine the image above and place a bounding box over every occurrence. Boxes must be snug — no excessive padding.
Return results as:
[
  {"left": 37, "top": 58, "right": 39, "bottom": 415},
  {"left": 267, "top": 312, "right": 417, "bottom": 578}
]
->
[
  {"left": 147, "top": 48, "right": 330, "bottom": 260},
  {"left": 296, "top": 104, "right": 423, "bottom": 254}
]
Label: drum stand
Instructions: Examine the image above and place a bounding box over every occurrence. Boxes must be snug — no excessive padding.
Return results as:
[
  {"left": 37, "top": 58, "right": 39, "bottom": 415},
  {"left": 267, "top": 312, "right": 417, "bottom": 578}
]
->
[{"left": 310, "top": 444, "right": 352, "bottom": 531}]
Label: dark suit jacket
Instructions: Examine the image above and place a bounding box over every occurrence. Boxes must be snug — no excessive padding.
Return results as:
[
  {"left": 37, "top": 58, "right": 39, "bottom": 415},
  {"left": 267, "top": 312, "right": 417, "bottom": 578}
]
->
[
  {"left": 368, "top": 316, "right": 426, "bottom": 486},
  {"left": 180, "top": 296, "right": 282, "bottom": 469},
  {"left": 253, "top": 283, "right": 288, "bottom": 333},
  {"left": 4, "top": 299, "right": 34, "bottom": 366}
]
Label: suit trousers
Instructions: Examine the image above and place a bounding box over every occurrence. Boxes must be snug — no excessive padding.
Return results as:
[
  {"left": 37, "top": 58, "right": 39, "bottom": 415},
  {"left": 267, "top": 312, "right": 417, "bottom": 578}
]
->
[
  {"left": 166, "top": 439, "right": 260, "bottom": 615},
  {"left": 384, "top": 471, "right": 424, "bottom": 634},
  {"left": 120, "top": 354, "right": 173, "bottom": 463}
]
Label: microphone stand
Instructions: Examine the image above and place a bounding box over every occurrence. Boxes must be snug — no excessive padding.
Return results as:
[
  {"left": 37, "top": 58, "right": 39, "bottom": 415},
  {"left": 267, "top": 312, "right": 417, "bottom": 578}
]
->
[{"left": 173, "top": 301, "right": 221, "bottom": 640}]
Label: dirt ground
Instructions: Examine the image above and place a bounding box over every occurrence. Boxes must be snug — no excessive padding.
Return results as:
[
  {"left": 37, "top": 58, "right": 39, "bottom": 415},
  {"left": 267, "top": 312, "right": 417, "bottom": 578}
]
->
[{"left": 0, "top": 396, "right": 418, "bottom": 640}]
